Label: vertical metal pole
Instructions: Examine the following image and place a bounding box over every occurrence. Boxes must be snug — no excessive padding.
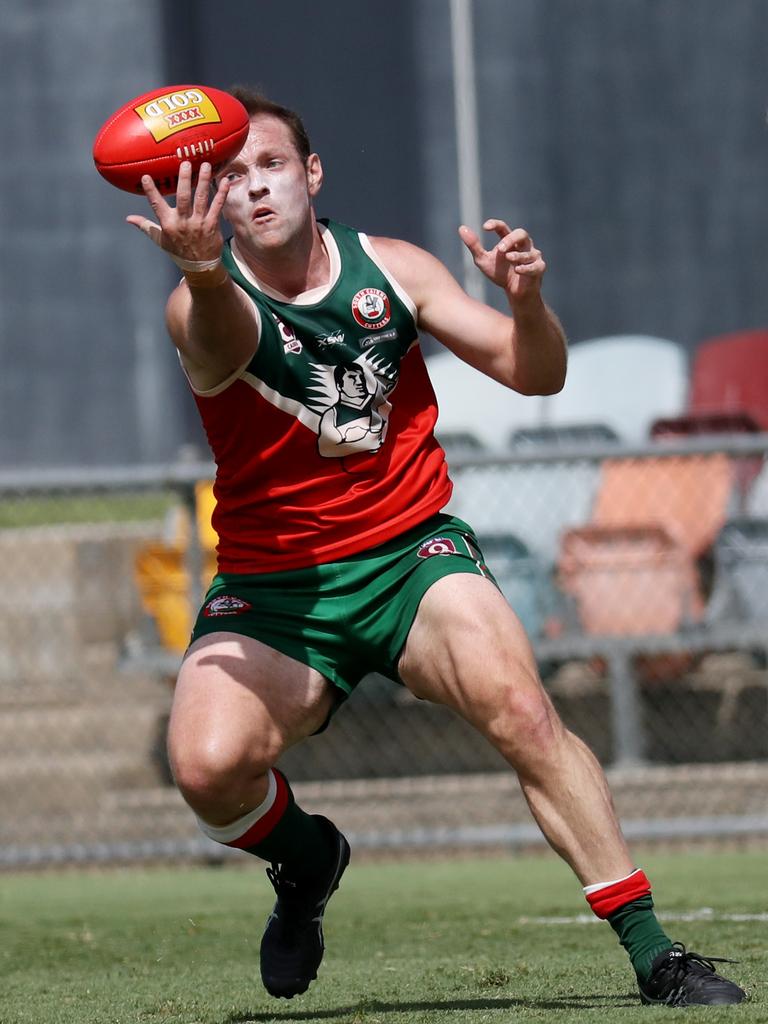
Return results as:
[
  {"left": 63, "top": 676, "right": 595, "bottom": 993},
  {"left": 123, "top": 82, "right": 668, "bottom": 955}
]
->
[
  {"left": 606, "top": 650, "right": 646, "bottom": 767},
  {"left": 450, "top": 0, "right": 485, "bottom": 303}
]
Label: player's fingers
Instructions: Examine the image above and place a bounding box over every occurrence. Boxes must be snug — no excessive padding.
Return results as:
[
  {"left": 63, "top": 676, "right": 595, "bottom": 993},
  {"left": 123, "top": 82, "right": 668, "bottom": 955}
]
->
[
  {"left": 498, "top": 228, "right": 533, "bottom": 253},
  {"left": 205, "top": 176, "right": 230, "bottom": 225},
  {"left": 175, "top": 160, "right": 194, "bottom": 215},
  {"left": 458, "top": 224, "right": 486, "bottom": 261},
  {"left": 505, "top": 246, "right": 542, "bottom": 265},
  {"left": 483, "top": 218, "right": 513, "bottom": 239},
  {"left": 139, "top": 174, "right": 170, "bottom": 218},
  {"left": 513, "top": 254, "right": 547, "bottom": 275},
  {"left": 125, "top": 215, "right": 163, "bottom": 247},
  {"left": 193, "top": 162, "right": 213, "bottom": 215}
]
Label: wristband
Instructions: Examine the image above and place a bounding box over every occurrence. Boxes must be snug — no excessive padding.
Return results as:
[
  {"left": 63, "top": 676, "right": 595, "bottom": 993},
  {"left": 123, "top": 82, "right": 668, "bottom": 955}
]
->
[{"left": 170, "top": 254, "right": 223, "bottom": 273}]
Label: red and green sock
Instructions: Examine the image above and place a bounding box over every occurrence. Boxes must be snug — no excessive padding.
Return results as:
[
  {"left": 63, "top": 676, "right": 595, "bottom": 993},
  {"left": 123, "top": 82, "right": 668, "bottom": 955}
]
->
[
  {"left": 196, "top": 768, "right": 337, "bottom": 882},
  {"left": 584, "top": 868, "right": 673, "bottom": 981}
]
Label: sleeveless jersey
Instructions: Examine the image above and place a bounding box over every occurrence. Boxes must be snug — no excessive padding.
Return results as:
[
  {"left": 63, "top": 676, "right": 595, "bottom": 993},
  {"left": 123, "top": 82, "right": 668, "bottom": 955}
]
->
[{"left": 191, "top": 219, "right": 453, "bottom": 573}]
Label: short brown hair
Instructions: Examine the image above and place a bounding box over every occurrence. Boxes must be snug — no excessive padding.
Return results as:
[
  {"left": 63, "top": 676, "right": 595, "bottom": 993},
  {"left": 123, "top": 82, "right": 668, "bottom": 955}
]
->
[{"left": 229, "top": 86, "right": 311, "bottom": 162}]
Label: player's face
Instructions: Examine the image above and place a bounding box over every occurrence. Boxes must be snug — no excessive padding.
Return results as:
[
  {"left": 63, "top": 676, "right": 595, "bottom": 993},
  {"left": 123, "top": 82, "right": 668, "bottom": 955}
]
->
[{"left": 219, "top": 114, "right": 322, "bottom": 253}]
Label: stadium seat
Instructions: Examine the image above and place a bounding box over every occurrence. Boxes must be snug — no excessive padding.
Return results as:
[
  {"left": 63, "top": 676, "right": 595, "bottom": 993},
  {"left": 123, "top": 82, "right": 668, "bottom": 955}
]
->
[
  {"left": 428, "top": 335, "right": 688, "bottom": 449},
  {"left": 710, "top": 517, "right": 768, "bottom": 623},
  {"left": 509, "top": 421, "right": 620, "bottom": 450},
  {"left": 557, "top": 524, "right": 701, "bottom": 635},
  {"left": 649, "top": 410, "right": 760, "bottom": 439},
  {"left": 688, "top": 329, "right": 768, "bottom": 429},
  {"left": 427, "top": 349, "right": 546, "bottom": 451},
  {"left": 434, "top": 429, "right": 487, "bottom": 457},
  {"left": 543, "top": 335, "right": 689, "bottom": 443},
  {"left": 446, "top": 459, "right": 602, "bottom": 566},
  {"left": 553, "top": 452, "right": 737, "bottom": 642},
  {"left": 649, "top": 411, "right": 763, "bottom": 500},
  {"left": 445, "top": 421, "right": 617, "bottom": 567},
  {"left": 133, "top": 481, "right": 218, "bottom": 653},
  {"left": 591, "top": 453, "right": 735, "bottom": 559}
]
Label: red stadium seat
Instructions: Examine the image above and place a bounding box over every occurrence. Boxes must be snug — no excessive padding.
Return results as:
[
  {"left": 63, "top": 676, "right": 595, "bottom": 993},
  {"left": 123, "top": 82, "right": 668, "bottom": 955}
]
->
[{"left": 688, "top": 329, "right": 768, "bottom": 429}]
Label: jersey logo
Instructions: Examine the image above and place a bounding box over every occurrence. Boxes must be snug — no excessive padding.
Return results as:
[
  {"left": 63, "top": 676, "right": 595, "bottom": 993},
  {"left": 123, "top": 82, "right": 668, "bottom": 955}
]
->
[
  {"left": 315, "top": 330, "right": 345, "bottom": 348},
  {"left": 203, "top": 595, "right": 253, "bottom": 617},
  {"left": 351, "top": 288, "right": 391, "bottom": 329},
  {"left": 417, "top": 537, "right": 459, "bottom": 558},
  {"left": 307, "top": 353, "right": 398, "bottom": 458},
  {"left": 273, "top": 313, "right": 303, "bottom": 354}
]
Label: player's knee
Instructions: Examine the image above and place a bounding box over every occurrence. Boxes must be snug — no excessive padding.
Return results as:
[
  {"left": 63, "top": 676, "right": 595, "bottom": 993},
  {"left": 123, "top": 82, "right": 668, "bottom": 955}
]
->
[{"left": 169, "top": 733, "right": 279, "bottom": 807}]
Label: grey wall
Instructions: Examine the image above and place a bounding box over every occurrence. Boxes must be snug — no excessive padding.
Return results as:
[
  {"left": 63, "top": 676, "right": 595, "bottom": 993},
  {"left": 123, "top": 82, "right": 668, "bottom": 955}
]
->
[
  {"left": 2, "top": 1, "right": 766, "bottom": 468},
  {"left": 1, "top": 2, "right": 196, "bottom": 467},
  {"left": 419, "top": 0, "right": 768, "bottom": 347},
  {"left": 160, "top": 0, "right": 428, "bottom": 242}
]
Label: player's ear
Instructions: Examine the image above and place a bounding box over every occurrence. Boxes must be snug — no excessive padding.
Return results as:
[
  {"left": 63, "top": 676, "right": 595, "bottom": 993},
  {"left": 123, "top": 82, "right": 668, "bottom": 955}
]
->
[{"left": 306, "top": 153, "right": 323, "bottom": 196}]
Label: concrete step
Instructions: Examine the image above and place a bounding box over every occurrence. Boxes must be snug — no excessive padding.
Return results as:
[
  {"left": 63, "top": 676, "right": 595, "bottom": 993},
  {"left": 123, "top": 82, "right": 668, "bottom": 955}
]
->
[{"left": 0, "top": 701, "right": 169, "bottom": 755}]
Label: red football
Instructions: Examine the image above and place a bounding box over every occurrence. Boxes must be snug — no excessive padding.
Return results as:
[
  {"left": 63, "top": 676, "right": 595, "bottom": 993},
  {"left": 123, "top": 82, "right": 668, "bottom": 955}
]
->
[{"left": 93, "top": 84, "right": 250, "bottom": 194}]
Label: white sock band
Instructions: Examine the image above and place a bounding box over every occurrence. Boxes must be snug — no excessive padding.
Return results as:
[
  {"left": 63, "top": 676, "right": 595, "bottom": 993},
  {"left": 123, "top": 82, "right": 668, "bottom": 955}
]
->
[
  {"left": 196, "top": 768, "right": 278, "bottom": 843},
  {"left": 583, "top": 867, "right": 641, "bottom": 895}
]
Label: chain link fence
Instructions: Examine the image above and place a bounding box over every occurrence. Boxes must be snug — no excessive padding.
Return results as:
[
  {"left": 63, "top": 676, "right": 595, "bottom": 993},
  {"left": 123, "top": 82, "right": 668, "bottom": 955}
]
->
[{"left": 1, "top": 437, "right": 767, "bottom": 867}]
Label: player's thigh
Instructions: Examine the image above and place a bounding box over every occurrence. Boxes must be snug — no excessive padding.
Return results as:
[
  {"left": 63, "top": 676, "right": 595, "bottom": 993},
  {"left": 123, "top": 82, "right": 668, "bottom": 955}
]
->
[
  {"left": 169, "top": 631, "right": 336, "bottom": 767},
  {"left": 398, "top": 573, "right": 549, "bottom": 733}
]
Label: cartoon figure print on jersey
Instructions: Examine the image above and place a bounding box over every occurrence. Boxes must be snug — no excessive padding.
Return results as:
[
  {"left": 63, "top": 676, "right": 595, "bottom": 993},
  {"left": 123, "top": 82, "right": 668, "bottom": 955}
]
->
[{"left": 312, "top": 354, "right": 397, "bottom": 457}]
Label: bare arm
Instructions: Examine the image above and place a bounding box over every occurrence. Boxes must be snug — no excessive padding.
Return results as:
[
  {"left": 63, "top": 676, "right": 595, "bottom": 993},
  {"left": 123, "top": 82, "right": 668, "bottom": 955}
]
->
[
  {"left": 371, "top": 221, "right": 566, "bottom": 396},
  {"left": 126, "top": 161, "right": 259, "bottom": 392}
]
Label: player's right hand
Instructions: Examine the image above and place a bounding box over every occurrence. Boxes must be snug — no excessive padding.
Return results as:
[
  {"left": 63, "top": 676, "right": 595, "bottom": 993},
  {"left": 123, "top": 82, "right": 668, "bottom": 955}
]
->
[{"left": 125, "top": 160, "right": 229, "bottom": 265}]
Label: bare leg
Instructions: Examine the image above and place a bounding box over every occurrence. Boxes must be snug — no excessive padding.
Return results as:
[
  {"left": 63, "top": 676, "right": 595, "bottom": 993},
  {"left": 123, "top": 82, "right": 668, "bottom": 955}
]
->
[
  {"left": 398, "top": 574, "right": 633, "bottom": 885},
  {"left": 168, "top": 632, "right": 336, "bottom": 825}
]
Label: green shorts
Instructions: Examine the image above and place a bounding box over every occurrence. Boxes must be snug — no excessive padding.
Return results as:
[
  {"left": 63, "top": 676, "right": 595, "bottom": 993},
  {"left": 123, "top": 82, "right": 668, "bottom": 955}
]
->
[{"left": 190, "top": 513, "right": 497, "bottom": 700}]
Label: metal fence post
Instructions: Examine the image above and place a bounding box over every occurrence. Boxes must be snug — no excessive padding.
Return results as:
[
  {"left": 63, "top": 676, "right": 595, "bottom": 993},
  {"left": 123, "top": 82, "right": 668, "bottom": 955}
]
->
[{"left": 606, "top": 649, "right": 646, "bottom": 767}]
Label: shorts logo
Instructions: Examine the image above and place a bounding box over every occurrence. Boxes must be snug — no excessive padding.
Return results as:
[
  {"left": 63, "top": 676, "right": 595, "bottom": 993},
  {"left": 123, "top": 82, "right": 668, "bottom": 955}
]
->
[
  {"left": 203, "top": 595, "right": 252, "bottom": 617},
  {"left": 417, "top": 537, "right": 458, "bottom": 558},
  {"left": 351, "top": 288, "right": 391, "bottom": 329}
]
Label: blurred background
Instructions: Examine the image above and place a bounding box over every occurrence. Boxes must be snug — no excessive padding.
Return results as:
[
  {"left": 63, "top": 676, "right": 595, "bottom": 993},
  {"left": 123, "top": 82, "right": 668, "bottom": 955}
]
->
[{"left": 1, "top": 0, "right": 767, "bottom": 867}]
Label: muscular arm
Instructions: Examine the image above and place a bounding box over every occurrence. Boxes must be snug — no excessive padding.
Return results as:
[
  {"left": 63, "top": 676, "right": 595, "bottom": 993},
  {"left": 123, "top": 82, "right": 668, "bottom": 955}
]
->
[
  {"left": 370, "top": 226, "right": 566, "bottom": 396},
  {"left": 165, "top": 268, "right": 260, "bottom": 392}
]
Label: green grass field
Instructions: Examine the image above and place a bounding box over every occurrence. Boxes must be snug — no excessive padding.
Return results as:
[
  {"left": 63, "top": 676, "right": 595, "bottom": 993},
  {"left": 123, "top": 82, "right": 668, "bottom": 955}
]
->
[{"left": 1, "top": 851, "right": 765, "bottom": 1023}]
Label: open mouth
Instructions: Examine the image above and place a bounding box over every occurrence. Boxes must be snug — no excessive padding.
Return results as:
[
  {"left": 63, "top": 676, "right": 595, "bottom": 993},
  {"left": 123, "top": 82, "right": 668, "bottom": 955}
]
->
[{"left": 252, "top": 207, "right": 275, "bottom": 221}]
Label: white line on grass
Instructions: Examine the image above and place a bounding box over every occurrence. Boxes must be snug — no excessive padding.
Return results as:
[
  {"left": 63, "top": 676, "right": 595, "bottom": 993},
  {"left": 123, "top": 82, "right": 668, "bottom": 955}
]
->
[{"left": 519, "top": 909, "right": 768, "bottom": 925}]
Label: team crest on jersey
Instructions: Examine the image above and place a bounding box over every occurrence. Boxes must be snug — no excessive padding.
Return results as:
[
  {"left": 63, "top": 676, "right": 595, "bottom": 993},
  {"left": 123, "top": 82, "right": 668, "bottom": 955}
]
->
[
  {"left": 351, "top": 288, "right": 391, "bottom": 329},
  {"left": 203, "top": 595, "right": 253, "bottom": 617},
  {"left": 273, "top": 313, "right": 302, "bottom": 354},
  {"left": 417, "top": 537, "right": 459, "bottom": 558}
]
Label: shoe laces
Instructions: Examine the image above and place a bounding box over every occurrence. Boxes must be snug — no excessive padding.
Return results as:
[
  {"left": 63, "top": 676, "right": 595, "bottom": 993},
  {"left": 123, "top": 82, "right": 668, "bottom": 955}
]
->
[
  {"left": 658, "top": 942, "right": 738, "bottom": 1003},
  {"left": 267, "top": 863, "right": 298, "bottom": 897},
  {"left": 663, "top": 941, "right": 738, "bottom": 974}
]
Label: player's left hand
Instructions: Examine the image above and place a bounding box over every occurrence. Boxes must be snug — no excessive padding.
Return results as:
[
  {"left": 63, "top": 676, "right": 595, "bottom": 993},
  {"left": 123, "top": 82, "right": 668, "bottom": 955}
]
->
[{"left": 459, "top": 221, "right": 546, "bottom": 301}]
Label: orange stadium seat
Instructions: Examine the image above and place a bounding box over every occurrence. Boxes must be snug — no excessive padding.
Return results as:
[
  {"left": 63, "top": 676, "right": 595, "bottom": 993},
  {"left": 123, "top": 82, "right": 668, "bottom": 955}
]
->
[
  {"left": 591, "top": 453, "right": 734, "bottom": 558},
  {"left": 555, "top": 454, "right": 735, "bottom": 638},
  {"left": 134, "top": 481, "right": 218, "bottom": 653},
  {"left": 558, "top": 525, "right": 701, "bottom": 635}
]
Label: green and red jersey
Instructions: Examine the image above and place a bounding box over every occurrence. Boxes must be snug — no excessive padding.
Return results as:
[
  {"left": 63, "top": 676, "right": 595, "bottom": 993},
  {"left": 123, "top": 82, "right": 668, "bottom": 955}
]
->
[{"left": 190, "top": 219, "right": 452, "bottom": 573}]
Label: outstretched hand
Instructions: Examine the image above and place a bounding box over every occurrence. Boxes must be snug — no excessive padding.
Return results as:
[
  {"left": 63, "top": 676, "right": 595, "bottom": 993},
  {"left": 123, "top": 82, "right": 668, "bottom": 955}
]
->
[
  {"left": 125, "top": 160, "right": 229, "bottom": 264},
  {"left": 459, "top": 220, "right": 546, "bottom": 301}
]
